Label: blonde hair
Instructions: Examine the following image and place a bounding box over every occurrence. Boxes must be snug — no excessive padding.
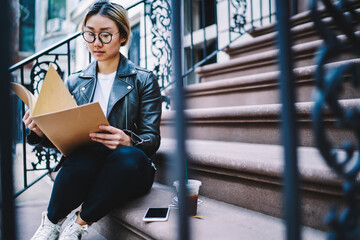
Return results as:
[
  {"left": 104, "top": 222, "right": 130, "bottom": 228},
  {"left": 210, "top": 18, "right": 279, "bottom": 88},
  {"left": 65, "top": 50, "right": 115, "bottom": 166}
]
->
[{"left": 82, "top": 1, "right": 131, "bottom": 46}]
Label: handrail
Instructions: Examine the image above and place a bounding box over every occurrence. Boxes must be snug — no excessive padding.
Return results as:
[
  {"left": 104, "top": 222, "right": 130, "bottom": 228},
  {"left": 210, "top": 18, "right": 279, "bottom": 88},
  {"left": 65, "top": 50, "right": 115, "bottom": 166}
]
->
[
  {"left": 9, "top": 32, "right": 81, "bottom": 72},
  {"left": 126, "top": 0, "right": 146, "bottom": 10}
]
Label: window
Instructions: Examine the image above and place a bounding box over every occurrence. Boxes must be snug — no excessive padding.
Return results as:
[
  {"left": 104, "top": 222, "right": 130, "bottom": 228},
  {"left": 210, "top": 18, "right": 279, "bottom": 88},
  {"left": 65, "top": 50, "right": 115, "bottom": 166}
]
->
[
  {"left": 184, "top": 0, "right": 216, "bottom": 34},
  {"left": 183, "top": 0, "right": 217, "bottom": 85},
  {"left": 184, "top": 39, "right": 217, "bottom": 85},
  {"left": 47, "top": 0, "right": 66, "bottom": 33},
  {"left": 20, "top": 0, "right": 35, "bottom": 52},
  {"left": 128, "top": 24, "right": 140, "bottom": 66}
]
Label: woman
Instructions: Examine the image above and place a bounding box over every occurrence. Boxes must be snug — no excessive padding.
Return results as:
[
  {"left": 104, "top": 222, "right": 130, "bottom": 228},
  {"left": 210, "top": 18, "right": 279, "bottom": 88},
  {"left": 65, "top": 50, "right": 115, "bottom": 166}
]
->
[{"left": 26, "top": 1, "right": 162, "bottom": 239}]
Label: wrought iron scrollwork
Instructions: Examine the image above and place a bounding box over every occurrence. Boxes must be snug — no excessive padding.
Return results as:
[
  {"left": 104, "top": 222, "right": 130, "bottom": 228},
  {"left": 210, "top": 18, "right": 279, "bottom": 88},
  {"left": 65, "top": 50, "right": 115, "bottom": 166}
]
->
[
  {"left": 229, "top": 0, "right": 247, "bottom": 34},
  {"left": 148, "top": 0, "right": 172, "bottom": 89},
  {"left": 311, "top": 0, "right": 360, "bottom": 238},
  {"left": 29, "top": 57, "right": 63, "bottom": 168},
  {"left": 32, "top": 146, "right": 61, "bottom": 170},
  {"left": 30, "top": 57, "right": 64, "bottom": 95}
]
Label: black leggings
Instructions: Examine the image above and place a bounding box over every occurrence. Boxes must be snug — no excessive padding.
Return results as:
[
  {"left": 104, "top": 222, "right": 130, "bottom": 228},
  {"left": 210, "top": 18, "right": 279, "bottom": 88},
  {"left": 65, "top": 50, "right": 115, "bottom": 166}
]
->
[{"left": 47, "top": 144, "right": 155, "bottom": 224}]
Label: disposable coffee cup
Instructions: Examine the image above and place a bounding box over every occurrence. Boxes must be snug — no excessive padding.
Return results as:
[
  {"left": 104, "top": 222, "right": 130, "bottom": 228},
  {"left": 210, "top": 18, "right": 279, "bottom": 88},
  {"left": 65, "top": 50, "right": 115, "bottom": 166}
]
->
[{"left": 173, "top": 179, "right": 202, "bottom": 216}]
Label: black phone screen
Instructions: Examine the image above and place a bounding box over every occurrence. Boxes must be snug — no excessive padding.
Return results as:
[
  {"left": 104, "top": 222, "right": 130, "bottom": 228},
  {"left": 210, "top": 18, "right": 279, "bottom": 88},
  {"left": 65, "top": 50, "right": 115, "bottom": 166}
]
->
[{"left": 144, "top": 207, "right": 169, "bottom": 218}]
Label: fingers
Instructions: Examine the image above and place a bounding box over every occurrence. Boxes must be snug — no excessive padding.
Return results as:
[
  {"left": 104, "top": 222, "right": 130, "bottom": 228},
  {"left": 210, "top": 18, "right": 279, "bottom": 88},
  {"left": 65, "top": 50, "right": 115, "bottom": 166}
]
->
[
  {"left": 90, "top": 132, "right": 118, "bottom": 141},
  {"left": 22, "top": 109, "right": 30, "bottom": 120},
  {"left": 22, "top": 110, "right": 31, "bottom": 126},
  {"left": 22, "top": 109, "right": 44, "bottom": 137},
  {"left": 23, "top": 111, "right": 35, "bottom": 130},
  {"left": 98, "top": 125, "right": 118, "bottom": 133},
  {"left": 90, "top": 137, "right": 118, "bottom": 150},
  {"left": 90, "top": 125, "right": 124, "bottom": 141},
  {"left": 90, "top": 125, "right": 131, "bottom": 148},
  {"left": 28, "top": 120, "right": 37, "bottom": 130}
]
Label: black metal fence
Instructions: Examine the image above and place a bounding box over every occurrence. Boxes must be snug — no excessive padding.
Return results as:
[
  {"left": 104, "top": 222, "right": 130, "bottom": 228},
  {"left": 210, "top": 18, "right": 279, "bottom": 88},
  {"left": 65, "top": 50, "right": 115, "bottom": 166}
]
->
[
  {"left": 310, "top": 0, "right": 360, "bottom": 239},
  {"left": 1, "top": 0, "right": 16, "bottom": 239},
  {"left": 275, "top": 0, "right": 300, "bottom": 238},
  {"left": 275, "top": 0, "right": 360, "bottom": 239}
]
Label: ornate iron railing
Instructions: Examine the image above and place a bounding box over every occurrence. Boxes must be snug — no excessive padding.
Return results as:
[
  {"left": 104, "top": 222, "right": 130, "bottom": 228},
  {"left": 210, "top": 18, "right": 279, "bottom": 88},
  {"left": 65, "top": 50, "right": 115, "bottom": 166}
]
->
[
  {"left": 8, "top": 1, "right": 148, "bottom": 198},
  {"left": 311, "top": 0, "right": 360, "bottom": 239},
  {"left": 9, "top": 31, "right": 79, "bottom": 197}
]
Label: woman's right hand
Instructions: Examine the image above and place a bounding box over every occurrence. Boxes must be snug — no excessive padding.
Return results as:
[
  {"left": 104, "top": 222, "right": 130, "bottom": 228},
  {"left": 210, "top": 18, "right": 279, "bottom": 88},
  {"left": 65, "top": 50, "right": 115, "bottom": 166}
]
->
[{"left": 23, "top": 109, "right": 44, "bottom": 138}]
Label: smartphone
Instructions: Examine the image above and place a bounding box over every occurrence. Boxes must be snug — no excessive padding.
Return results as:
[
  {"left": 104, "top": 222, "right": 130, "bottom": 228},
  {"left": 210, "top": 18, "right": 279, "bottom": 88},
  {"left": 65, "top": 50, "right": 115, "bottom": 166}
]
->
[{"left": 143, "top": 207, "right": 170, "bottom": 222}]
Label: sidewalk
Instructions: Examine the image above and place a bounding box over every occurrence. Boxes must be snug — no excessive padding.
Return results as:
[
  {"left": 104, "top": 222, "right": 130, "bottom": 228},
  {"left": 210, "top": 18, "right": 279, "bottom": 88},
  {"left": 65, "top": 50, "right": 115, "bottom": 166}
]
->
[{"left": 14, "top": 144, "right": 106, "bottom": 240}]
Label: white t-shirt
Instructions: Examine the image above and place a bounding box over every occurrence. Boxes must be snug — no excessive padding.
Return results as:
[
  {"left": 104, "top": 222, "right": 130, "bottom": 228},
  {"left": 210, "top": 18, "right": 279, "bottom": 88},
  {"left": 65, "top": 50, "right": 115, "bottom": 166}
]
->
[{"left": 93, "top": 71, "right": 116, "bottom": 116}]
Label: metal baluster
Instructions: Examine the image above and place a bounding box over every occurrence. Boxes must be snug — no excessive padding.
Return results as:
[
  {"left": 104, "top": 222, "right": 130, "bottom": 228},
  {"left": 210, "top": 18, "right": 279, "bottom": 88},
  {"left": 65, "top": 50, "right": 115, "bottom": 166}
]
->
[
  {"left": 171, "top": 0, "right": 189, "bottom": 239},
  {"left": 275, "top": 0, "right": 301, "bottom": 239},
  {"left": 201, "top": 0, "right": 207, "bottom": 59},
  {"left": 144, "top": 1, "right": 148, "bottom": 69},
  {"left": 260, "top": 0, "right": 263, "bottom": 26},
  {"left": 189, "top": 0, "right": 194, "bottom": 71},
  {"left": 228, "top": 0, "right": 231, "bottom": 43},
  {"left": 67, "top": 41, "right": 71, "bottom": 75},
  {"left": 215, "top": 0, "right": 219, "bottom": 52},
  {"left": 269, "top": 0, "right": 272, "bottom": 23},
  {"left": 251, "top": 0, "right": 254, "bottom": 27},
  {"left": 20, "top": 67, "right": 28, "bottom": 189},
  {"left": 149, "top": 0, "right": 172, "bottom": 89},
  {"left": 1, "top": 0, "right": 16, "bottom": 238},
  {"left": 292, "top": 0, "right": 298, "bottom": 16}
]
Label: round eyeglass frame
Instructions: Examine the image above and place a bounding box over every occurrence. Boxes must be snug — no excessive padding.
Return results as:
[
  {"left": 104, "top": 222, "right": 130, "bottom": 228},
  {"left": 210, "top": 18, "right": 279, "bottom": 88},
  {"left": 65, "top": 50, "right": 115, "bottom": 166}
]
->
[{"left": 82, "top": 31, "right": 119, "bottom": 44}]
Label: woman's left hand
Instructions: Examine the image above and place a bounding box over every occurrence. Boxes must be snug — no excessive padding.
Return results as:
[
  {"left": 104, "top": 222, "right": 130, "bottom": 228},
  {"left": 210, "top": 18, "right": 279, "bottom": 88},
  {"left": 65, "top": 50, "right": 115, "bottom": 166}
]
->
[{"left": 89, "top": 125, "right": 132, "bottom": 149}]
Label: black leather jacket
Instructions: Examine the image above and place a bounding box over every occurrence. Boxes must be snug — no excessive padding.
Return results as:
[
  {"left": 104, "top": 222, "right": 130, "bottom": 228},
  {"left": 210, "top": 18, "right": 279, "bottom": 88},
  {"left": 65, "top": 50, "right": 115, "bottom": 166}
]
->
[{"left": 28, "top": 54, "right": 162, "bottom": 159}]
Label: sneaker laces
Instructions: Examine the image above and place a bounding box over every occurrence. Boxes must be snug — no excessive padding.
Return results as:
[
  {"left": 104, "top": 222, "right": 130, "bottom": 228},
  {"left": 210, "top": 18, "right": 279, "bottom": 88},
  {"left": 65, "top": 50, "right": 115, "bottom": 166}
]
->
[
  {"left": 60, "top": 222, "right": 88, "bottom": 240},
  {"left": 32, "top": 223, "right": 60, "bottom": 239}
]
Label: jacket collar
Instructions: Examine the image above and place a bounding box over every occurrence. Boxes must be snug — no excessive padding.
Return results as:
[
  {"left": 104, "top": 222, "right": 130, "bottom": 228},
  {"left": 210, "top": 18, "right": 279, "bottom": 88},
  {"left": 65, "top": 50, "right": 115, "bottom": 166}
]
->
[
  {"left": 79, "top": 53, "right": 137, "bottom": 79},
  {"left": 77, "top": 54, "right": 137, "bottom": 116}
]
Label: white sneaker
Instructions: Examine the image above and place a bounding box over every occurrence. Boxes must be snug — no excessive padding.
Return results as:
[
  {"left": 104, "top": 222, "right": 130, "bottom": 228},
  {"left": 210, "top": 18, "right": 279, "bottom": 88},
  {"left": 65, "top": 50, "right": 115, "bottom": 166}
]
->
[
  {"left": 59, "top": 213, "right": 88, "bottom": 240},
  {"left": 31, "top": 211, "right": 66, "bottom": 240}
]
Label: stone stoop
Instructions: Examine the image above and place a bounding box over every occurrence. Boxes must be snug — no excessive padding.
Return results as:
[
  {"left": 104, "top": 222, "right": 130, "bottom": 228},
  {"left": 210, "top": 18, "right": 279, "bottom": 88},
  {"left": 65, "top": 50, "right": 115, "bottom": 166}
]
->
[
  {"left": 156, "top": 6, "right": 359, "bottom": 236},
  {"left": 194, "top": 32, "right": 359, "bottom": 82},
  {"left": 161, "top": 99, "right": 360, "bottom": 148},
  {"left": 182, "top": 59, "right": 360, "bottom": 109},
  {"left": 91, "top": 183, "right": 326, "bottom": 240},
  {"left": 247, "top": 4, "right": 360, "bottom": 38},
  {"left": 228, "top": 8, "right": 360, "bottom": 59},
  {"left": 153, "top": 138, "right": 350, "bottom": 231}
]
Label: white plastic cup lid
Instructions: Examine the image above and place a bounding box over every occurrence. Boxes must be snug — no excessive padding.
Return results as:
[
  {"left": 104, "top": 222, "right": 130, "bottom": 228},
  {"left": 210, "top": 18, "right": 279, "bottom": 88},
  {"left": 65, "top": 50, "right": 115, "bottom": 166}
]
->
[{"left": 173, "top": 179, "right": 202, "bottom": 194}]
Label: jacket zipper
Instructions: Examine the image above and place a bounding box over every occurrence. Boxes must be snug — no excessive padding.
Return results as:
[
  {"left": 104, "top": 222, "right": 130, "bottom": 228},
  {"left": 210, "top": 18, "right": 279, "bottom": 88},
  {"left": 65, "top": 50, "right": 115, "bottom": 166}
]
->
[
  {"left": 80, "top": 92, "right": 88, "bottom": 103},
  {"left": 125, "top": 77, "right": 128, "bottom": 129},
  {"left": 125, "top": 95, "right": 128, "bottom": 129}
]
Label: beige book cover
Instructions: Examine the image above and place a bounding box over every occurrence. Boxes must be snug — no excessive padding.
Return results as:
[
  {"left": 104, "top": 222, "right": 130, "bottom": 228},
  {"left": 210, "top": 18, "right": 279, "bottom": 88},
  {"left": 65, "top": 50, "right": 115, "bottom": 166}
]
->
[{"left": 11, "top": 65, "right": 109, "bottom": 156}]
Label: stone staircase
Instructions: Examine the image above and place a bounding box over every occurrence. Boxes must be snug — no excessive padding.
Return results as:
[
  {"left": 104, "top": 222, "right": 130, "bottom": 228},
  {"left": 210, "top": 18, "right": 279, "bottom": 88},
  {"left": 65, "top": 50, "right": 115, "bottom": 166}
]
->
[{"left": 92, "top": 6, "right": 359, "bottom": 240}]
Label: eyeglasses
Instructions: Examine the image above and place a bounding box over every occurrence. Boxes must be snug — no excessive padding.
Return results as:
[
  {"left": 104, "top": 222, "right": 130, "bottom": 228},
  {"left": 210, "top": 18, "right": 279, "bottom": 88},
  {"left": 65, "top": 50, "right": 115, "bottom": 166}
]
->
[{"left": 82, "top": 31, "right": 119, "bottom": 44}]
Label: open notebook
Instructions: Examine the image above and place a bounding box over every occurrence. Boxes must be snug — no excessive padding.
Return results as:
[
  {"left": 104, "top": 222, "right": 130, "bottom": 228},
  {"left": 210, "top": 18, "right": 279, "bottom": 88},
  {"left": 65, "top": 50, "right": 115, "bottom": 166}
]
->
[{"left": 11, "top": 65, "right": 109, "bottom": 156}]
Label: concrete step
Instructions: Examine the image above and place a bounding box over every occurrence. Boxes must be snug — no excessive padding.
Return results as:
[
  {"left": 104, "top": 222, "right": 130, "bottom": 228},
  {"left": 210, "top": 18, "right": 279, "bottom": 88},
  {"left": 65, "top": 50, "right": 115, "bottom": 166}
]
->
[
  {"left": 247, "top": 3, "right": 360, "bottom": 38},
  {"left": 177, "top": 59, "right": 360, "bottom": 109},
  {"left": 92, "top": 183, "right": 326, "bottom": 240},
  {"left": 195, "top": 33, "right": 359, "bottom": 82},
  {"left": 154, "top": 138, "right": 352, "bottom": 231},
  {"left": 227, "top": 16, "right": 336, "bottom": 59},
  {"left": 161, "top": 99, "right": 359, "bottom": 147},
  {"left": 233, "top": 13, "right": 360, "bottom": 58}
]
